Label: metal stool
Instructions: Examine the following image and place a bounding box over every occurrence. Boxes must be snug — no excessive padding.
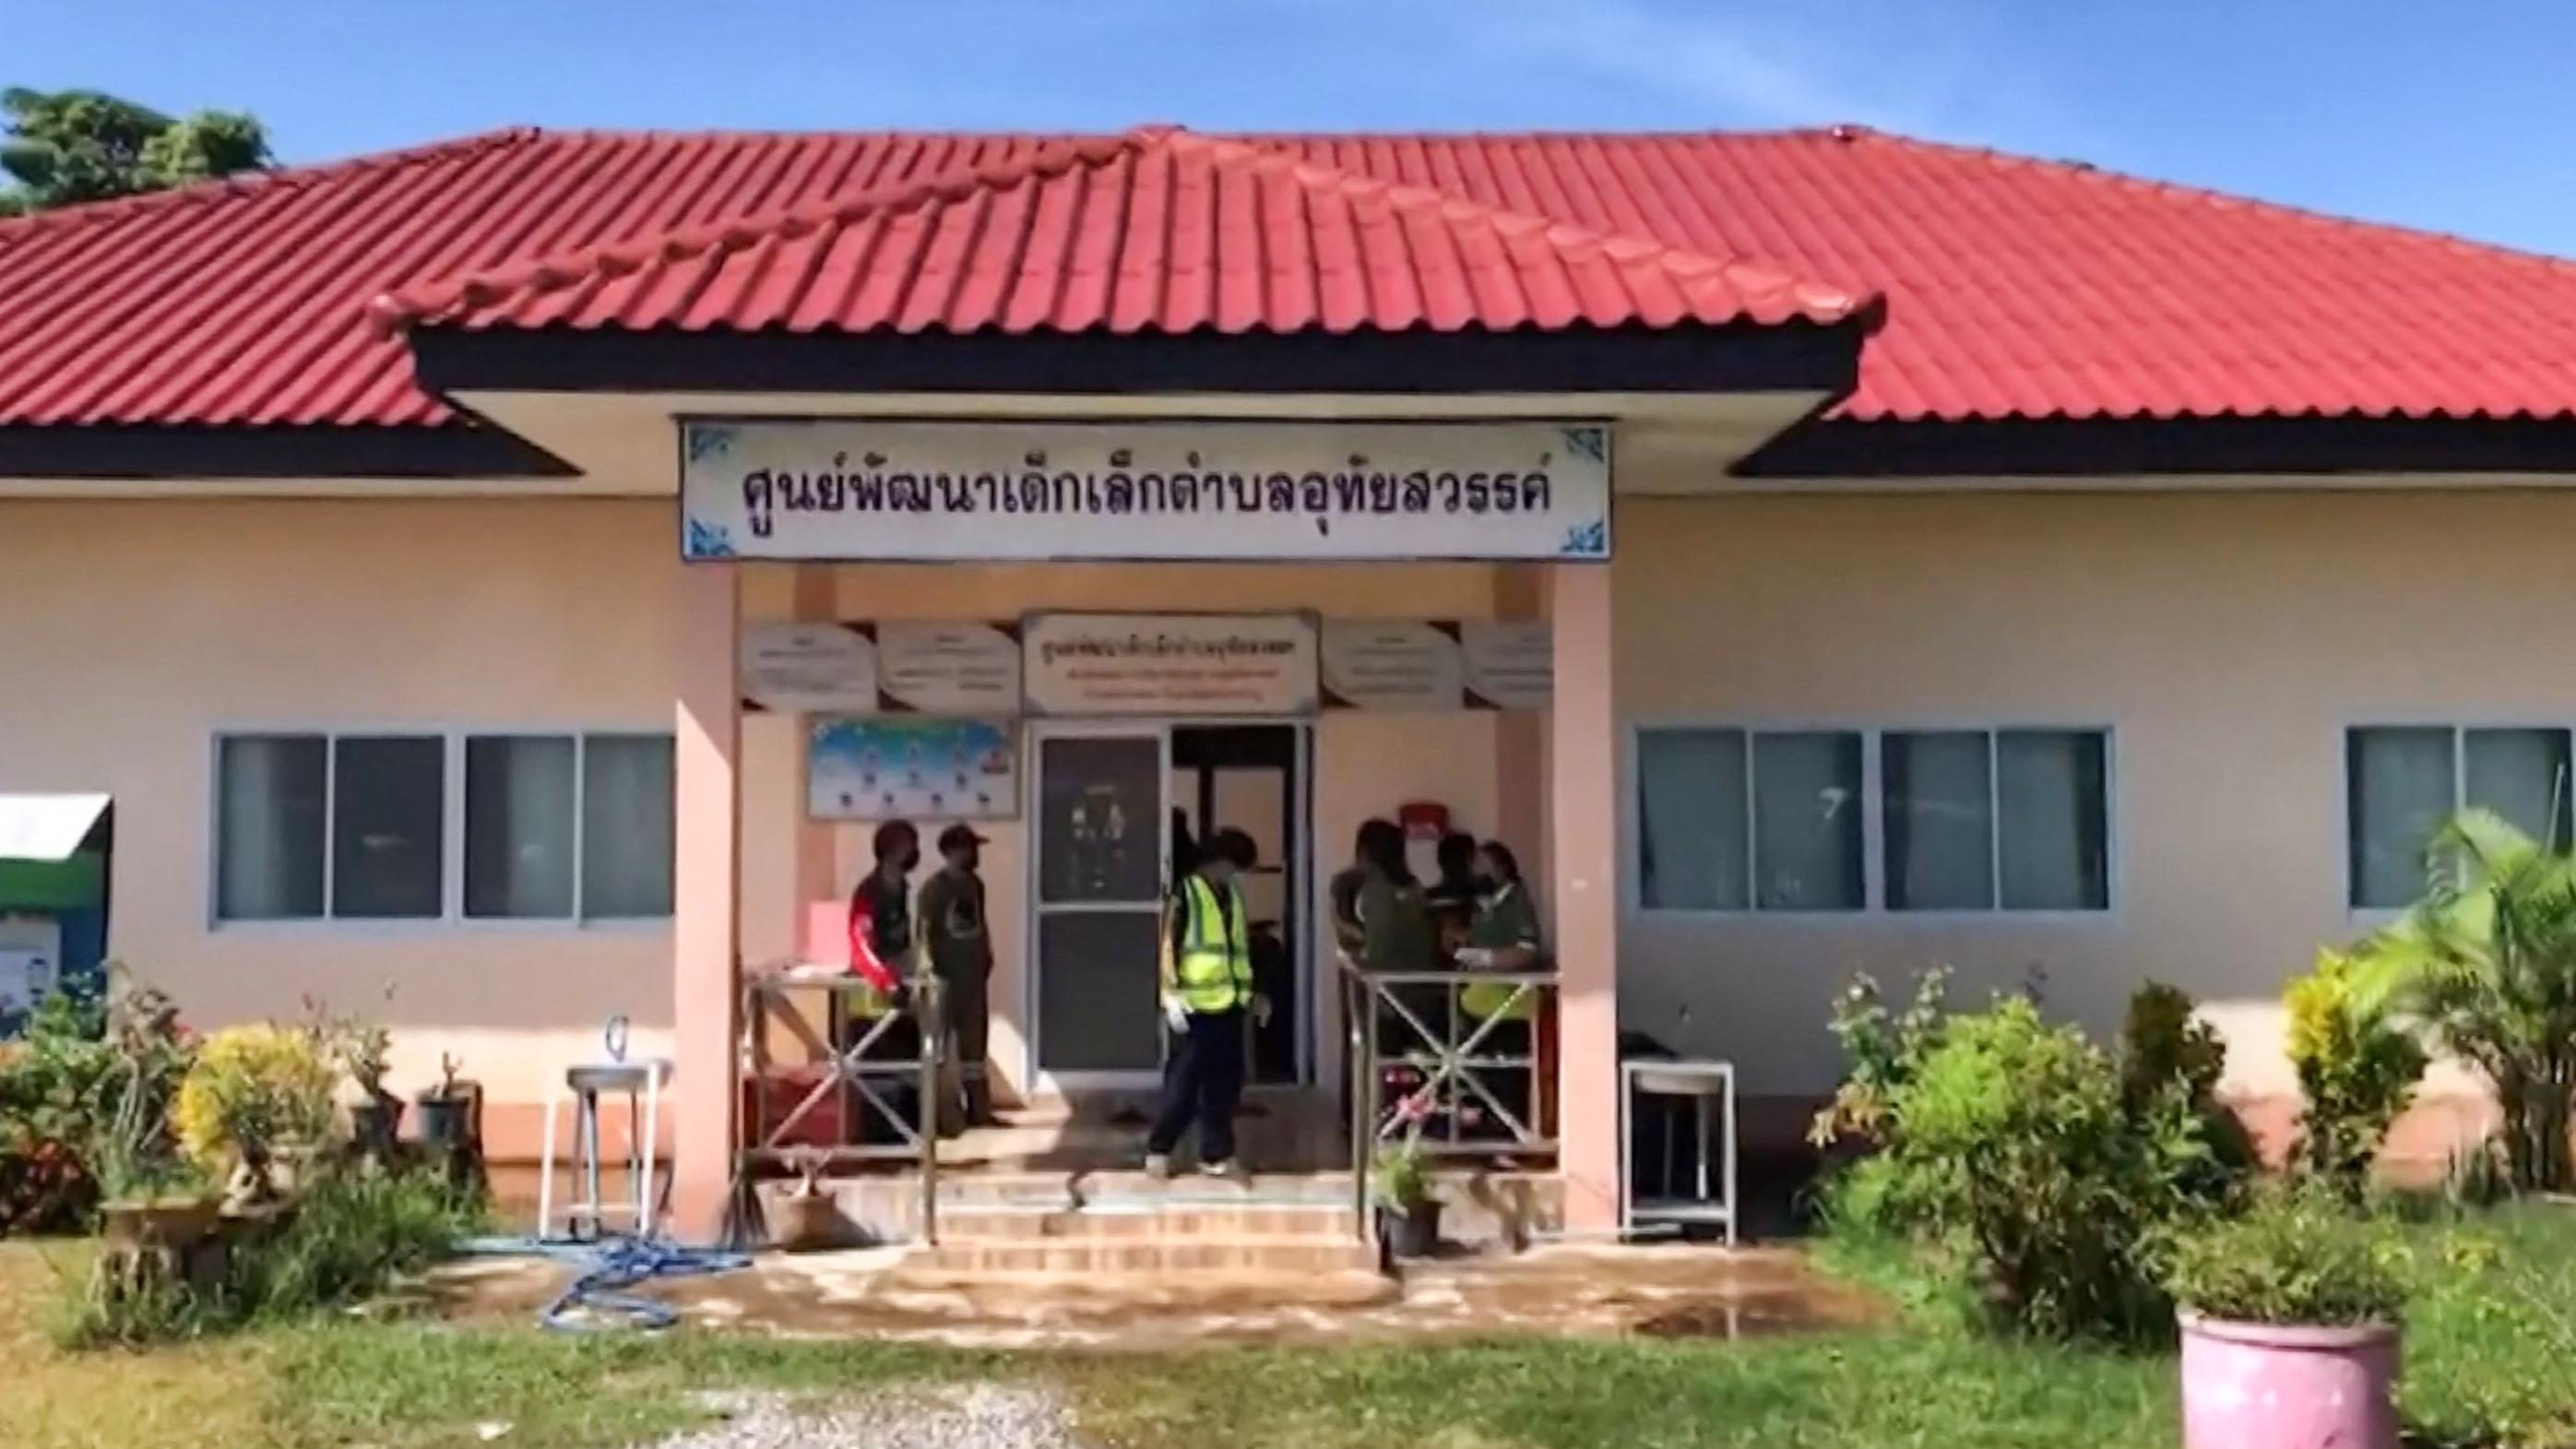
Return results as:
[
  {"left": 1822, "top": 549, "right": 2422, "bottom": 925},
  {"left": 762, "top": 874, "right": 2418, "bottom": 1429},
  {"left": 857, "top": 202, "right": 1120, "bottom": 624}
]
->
[
  {"left": 1619, "top": 1059, "right": 1738, "bottom": 1245},
  {"left": 539, "top": 1016, "right": 673, "bottom": 1241}
]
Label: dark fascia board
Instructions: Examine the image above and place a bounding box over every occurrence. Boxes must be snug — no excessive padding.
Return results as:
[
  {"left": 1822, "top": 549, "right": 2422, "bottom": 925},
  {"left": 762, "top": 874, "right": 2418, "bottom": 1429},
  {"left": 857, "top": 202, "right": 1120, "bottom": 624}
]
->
[
  {"left": 1738, "top": 413, "right": 2576, "bottom": 479},
  {"left": 407, "top": 320, "right": 1870, "bottom": 399},
  {"left": 0, "top": 423, "right": 577, "bottom": 480}
]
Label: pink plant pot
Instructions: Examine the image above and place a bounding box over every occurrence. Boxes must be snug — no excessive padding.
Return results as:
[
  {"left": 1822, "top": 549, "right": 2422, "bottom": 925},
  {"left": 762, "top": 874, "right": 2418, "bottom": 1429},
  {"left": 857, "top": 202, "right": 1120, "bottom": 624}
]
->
[{"left": 2178, "top": 1311, "right": 2399, "bottom": 1449}]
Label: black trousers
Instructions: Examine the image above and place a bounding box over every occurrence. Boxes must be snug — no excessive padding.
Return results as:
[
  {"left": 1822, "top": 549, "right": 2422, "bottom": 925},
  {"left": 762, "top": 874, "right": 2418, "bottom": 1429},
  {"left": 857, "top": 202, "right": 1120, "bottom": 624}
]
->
[{"left": 1147, "top": 1008, "right": 1246, "bottom": 1164}]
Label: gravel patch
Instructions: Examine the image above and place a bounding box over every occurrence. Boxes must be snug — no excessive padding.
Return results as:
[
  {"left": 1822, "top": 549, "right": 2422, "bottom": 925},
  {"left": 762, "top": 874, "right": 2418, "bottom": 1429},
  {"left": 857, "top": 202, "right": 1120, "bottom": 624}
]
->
[{"left": 644, "top": 1384, "right": 1085, "bottom": 1449}]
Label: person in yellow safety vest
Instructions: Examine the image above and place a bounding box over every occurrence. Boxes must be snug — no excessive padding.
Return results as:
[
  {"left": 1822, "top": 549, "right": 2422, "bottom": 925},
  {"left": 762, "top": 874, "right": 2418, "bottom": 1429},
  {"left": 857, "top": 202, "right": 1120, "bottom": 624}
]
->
[{"left": 1145, "top": 825, "right": 1267, "bottom": 1180}]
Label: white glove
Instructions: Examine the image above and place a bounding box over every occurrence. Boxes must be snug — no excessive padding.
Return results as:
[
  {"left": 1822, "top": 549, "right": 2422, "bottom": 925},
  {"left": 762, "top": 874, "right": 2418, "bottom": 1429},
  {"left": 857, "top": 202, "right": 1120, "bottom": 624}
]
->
[
  {"left": 1161, "top": 993, "right": 1188, "bottom": 1030},
  {"left": 1455, "top": 947, "right": 1494, "bottom": 969}
]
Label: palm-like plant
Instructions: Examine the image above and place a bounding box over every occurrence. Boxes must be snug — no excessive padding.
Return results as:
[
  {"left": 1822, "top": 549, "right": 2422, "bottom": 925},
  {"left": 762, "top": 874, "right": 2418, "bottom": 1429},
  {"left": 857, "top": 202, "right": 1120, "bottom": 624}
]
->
[{"left": 2348, "top": 808, "right": 2576, "bottom": 1192}]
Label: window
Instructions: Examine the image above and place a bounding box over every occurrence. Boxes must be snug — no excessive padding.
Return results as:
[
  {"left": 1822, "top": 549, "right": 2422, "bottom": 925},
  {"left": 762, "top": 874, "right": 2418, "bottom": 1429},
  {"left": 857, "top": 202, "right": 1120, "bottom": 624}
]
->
[
  {"left": 1636, "top": 724, "right": 2113, "bottom": 914},
  {"left": 1636, "top": 728, "right": 1867, "bottom": 911},
  {"left": 215, "top": 730, "right": 673, "bottom": 923},
  {"left": 2347, "top": 726, "right": 2571, "bottom": 909},
  {"left": 1885, "top": 730, "right": 2109, "bottom": 911}
]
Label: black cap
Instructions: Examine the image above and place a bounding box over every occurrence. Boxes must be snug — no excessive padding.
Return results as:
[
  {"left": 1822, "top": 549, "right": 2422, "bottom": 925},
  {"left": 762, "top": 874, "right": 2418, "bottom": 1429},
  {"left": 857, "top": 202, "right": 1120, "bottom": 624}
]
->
[{"left": 937, "top": 824, "right": 989, "bottom": 852}]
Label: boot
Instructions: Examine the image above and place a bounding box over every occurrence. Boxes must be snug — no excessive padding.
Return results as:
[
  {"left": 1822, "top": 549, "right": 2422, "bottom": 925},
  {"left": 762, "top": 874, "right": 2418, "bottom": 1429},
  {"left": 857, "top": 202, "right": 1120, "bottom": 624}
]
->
[{"left": 963, "top": 1074, "right": 1002, "bottom": 1129}]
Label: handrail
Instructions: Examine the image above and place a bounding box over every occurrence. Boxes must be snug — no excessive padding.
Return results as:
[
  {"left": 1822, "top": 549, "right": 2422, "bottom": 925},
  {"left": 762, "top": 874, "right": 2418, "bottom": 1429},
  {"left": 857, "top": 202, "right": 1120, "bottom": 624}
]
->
[
  {"left": 1340, "top": 955, "right": 1560, "bottom": 1242},
  {"left": 735, "top": 962, "right": 945, "bottom": 1244}
]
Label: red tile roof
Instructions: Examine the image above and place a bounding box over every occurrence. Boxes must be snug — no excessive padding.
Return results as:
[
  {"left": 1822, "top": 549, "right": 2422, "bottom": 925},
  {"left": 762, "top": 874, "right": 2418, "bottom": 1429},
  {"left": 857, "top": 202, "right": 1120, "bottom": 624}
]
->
[
  {"left": 376, "top": 128, "right": 1868, "bottom": 339},
  {"left": 4, "top": 123, "right": 2575, "bottom": 434}
]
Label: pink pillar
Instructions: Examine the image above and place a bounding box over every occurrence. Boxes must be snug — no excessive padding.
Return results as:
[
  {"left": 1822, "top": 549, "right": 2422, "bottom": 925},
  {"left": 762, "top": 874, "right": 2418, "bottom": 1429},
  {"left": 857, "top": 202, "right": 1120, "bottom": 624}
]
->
[
  {"left": 1549, "top": 561, "right": 1620, "bottom": 1231},
  {"left": 1493, "top": 566, "right": 1547, "bottom": 863},
  {"left": 670, "top": 562, "right": 742, "bottom": 1242},
  {"left": 790, "top": 566, "right": 838, "bottom": 922}
]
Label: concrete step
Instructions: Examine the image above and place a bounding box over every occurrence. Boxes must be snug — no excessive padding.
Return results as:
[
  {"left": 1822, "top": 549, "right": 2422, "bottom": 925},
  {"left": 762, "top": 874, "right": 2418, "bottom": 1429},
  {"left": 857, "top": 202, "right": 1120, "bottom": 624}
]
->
[
  {"left": 879, "top": 1265, "right": 1400, "bottom": 1309},
  {"left": 1071, "top": 1170, "right": 1355, "bottom": 1206},
  {"left": 937, "top": 1201, "right": 1360, "bottom": 1242},
  {"left": 913, "top": 1233, "right": 1380, "bottom": 1277}
]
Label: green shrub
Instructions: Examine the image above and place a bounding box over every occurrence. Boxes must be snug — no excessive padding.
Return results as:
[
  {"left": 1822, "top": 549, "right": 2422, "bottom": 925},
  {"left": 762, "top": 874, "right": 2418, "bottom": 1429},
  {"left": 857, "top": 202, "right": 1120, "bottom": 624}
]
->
[
  {"left": 1809, "top": 967, "right": 1951, "bottom": 1149},
  {"left": 2161, "top": 1186, "right": 2408, "bottom": 1326},
  {"left": 231, "top": 1162, "right": 484, "bottom": 1321},
  {"left": 172, "top": 1023, "right": 334, "bottom": 1193},
  {"left": 0, "top": 976, "right": 196, "bottom": 1229},
  {"left": 2287, "top": 948, "right": 2428, "bottom": 1194},
  {"left": 53, "top": 1159, "right": 483, "bottom": 1347},
  {"left": 1816, "top": 977, "right": 2254, "bottom": 1340},
  {"left": 2119, "top": 980, "right": 2258, "bottom": 1204}
]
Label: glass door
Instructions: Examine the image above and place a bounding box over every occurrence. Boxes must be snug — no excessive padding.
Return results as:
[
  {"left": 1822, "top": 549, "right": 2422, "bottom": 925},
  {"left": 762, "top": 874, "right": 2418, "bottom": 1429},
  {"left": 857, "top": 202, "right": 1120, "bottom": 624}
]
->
[{"left": 1030, "top": 727, "right": 1169, "bottom": 1087}]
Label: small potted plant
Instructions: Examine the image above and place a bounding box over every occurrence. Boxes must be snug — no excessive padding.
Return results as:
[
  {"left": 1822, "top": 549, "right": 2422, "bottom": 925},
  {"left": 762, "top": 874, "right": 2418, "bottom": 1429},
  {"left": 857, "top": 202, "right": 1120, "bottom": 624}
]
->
[
  {"left": 172, "top": 1022, "right": 336, "bottom": 1209},
  {"left": 1371, "top": 1135, "right": 1441, "bottom": 1261},
  {"left": 2162, "top": 1190, "right": 2407, "bottom": 1449},
  {"left": 414, "top": 1051, "right": 474, "bottom": 1152},
  {"left": 326, "top": 1008, "right": 402, "bottom": 1161},
  {"left": 88, "top": 979, "right": 215, "bottom": 1249}
]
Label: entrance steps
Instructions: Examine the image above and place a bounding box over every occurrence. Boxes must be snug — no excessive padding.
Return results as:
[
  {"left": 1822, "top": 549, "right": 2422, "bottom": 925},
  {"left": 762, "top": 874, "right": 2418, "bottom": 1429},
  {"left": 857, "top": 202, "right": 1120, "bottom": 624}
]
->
[{"left": 892, "top": 1170, "right": 1376, "bottom": 1279}]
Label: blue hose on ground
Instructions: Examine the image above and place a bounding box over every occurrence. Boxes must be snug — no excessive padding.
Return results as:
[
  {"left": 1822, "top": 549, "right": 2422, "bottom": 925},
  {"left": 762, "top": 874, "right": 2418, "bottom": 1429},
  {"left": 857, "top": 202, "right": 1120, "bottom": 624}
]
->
[{"left": 459, "top": 1233, "right": 750, "bottom": 1332}]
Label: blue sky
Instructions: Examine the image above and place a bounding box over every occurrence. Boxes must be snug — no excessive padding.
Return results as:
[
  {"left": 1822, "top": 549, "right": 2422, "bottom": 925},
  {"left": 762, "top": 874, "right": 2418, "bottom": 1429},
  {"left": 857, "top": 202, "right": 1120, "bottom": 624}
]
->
[{"left": 17, "top": 0, "right": 2575, "bottom": 256}]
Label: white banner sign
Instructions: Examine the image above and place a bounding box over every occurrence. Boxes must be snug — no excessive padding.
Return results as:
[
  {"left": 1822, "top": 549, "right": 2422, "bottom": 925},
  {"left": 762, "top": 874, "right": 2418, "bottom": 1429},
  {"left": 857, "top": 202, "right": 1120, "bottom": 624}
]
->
[
  {"left": 680, "top": 420, "right": 1612, "bottom": 563},
  {"left": 741, "top": 624, "right": 877, "bottom": 714},
  {"left": 876, "top": 621, "right": 1022, "bottom": 715},
  {"left": 1320, "top": 620, "right": 1553, "bottom": 710},
  {"left": 1320, "top": 621, "right": 1466, "bottom": 710},
  {"left": 1461, "top": 621, "right": 1554, "bottom": 710},
  {"left": 1024, "top": 613, "right": 1318, "bottom": 717}
]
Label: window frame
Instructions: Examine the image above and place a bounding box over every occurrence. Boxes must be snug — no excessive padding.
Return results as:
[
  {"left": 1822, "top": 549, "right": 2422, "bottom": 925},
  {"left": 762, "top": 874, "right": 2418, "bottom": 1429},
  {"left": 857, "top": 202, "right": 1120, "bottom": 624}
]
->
[
  {"left": 1623, "top": 717, "right": 2120, "bottom": 923},
  {"left": 2341, "top": 719, "right": 2576, "bottom": 920},
  {"left": 208, "top": 724, "right": 675, "bottom": 932}
]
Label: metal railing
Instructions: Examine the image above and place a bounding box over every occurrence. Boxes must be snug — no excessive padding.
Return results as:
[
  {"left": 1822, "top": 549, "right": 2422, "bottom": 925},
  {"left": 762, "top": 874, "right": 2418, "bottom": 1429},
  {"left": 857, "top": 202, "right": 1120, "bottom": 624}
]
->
[
  {"left": 1341, "top": 956, "right": 1559, "bottom": 1237},
  {"left": 737, "top": 963, "right": 944, "bottom": 1244}
]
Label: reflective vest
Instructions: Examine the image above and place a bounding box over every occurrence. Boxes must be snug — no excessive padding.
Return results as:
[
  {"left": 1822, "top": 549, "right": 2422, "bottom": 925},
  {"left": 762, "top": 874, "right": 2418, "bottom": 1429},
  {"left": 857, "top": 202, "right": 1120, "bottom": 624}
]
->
[{"left": 1174, "top": 874, "right": 1253, "bottom": 1014}]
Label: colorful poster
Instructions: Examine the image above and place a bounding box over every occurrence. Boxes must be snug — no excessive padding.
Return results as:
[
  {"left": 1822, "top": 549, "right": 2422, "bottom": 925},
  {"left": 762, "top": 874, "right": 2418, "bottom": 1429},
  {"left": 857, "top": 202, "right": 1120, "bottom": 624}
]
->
[
  {"left": 681, "top": 419, "right": 1613, "bottom": 563},
  {"left": 741, "top": 623, "right": 876, "bottom": 714},
  {"left": 1023, "top": 612, "right": 1319, "bottom": 717},
  {"left": 1319, "top": 620, "right": 1466, "bottom": 710},
  {"left": 808, "top": 718, "right": 1018, "bottom": 822},
  {"left": 875, "top": 621, "right": 1023, "bottom": 714}
]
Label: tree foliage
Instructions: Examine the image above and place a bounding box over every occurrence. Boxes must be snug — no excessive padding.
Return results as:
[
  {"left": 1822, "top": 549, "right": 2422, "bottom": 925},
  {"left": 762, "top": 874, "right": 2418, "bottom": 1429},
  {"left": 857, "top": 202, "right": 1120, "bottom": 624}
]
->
[
  {"left": 0, "top": 87, "right": 268, "bottom": 215},
  {"left": 2349, "top": 807, "right": 2576, "bottom": 1192}
]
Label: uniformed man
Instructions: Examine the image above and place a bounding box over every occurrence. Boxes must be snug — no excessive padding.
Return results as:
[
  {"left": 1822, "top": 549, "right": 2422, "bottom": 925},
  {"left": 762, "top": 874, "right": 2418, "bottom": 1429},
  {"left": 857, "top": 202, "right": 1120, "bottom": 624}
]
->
[
  {"left": 916, "top": 823, "right": 999, "bottom": 1131},
  {"left": 1145, "top": 825, "right": 1263, "bottom": 1179}
]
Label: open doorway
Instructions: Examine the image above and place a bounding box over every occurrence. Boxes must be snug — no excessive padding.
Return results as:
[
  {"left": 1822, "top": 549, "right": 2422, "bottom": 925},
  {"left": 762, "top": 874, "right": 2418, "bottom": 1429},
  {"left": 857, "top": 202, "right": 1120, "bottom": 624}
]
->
[{"left": 1168, "top": 725, "right": 1307, "bottom": 1086}]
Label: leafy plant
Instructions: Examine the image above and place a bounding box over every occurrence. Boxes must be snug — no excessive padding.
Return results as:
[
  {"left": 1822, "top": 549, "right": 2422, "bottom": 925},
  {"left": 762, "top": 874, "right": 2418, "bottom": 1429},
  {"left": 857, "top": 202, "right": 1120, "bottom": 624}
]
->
[
  {"left": 425, "top": 1051, "right": 467, "bottom": 1100},
  {"left": 229, "top": 1162, "right": 483, "bottom": 1322},
  {"left": 2161, "top": 1185, "right": 2408, "bottom": 1327},
  {"left": 2119, "top": 980, "right": 2257, "bottom": 1205},
  {"left": 1371, "top": 1136, "right": 1431, "bottom": 1212},
  {"left": 0, "top": 984, "right": 115, "bottom": 1229},
  {"left": 1817, "top": 979, "right": 2253, "bottom": 1340},
  {"left": 307, "top": 992, "right": 396, "bottom": 1106},
  {"left": 172, "top": 1024, "right": 334, "bottom": 1196},
  {"left": 2345, "top": 808, "right": 2576, "bottom": 1192},
  {"left": 81, "top": 976, "right": 198, "bottom": 1205},
  {"left": 1809, "top": 967, "right": 1951, "bottom": 1148},
  {"left": 2286, "top": 948, "right": 2428, "bottom": 1194}
]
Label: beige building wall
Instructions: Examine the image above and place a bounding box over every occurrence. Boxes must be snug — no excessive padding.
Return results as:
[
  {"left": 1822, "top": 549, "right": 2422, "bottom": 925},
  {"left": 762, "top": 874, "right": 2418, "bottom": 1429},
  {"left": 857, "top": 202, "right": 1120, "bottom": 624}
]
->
[
  {"left": 0, "top": 497, "right": 688, "bottom": 1109},
  {"left": 1612, "top": 487, "right": 2567, "bottom": 1147}
]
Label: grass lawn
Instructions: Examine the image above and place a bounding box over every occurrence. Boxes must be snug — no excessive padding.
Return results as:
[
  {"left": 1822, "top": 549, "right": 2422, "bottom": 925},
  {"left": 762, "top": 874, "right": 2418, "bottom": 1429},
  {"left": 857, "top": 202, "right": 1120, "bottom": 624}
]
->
[{"left": 4, "top": 1205, "right": 2572, "bottom": 1449}]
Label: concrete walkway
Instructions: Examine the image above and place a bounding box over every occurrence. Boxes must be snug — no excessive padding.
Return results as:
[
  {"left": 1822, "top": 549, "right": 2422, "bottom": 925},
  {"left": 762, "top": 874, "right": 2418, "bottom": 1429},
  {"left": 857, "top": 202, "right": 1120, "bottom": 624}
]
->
[{"left": 425, "top": 1241, "right": 1882, "bottom": 1350}]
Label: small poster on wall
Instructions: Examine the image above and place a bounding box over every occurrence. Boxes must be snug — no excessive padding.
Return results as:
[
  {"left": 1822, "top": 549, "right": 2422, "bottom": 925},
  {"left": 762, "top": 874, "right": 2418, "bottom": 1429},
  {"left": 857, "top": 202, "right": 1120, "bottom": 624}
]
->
[
  {"left": 809, "top": 718, "right": 1018, "bottom": 821},
  {"left": 742, "top": 623, "right": 878, "bottom": 714},
  {"left": 1022, "top": 612, "right": 1320, "bottom": 717},
  {"left": 1461, "top": 621, "right": 1553, "bottom": 710}
]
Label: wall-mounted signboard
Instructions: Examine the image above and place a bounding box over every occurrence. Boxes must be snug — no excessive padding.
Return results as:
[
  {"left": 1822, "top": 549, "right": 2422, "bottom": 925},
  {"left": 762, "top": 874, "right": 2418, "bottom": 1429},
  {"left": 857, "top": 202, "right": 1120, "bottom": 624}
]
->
[
  {"left": 741, "top": 621, "right": 1021, "bottom": 715},
  {"left": 1023, "top": 612, "right": 1319, "bottom": 717},
  {"left": 681, "top": 419, "right": 1612, "bottom": 563},
  {"left": 1319, "top": 620, "right": 1552, "bottom": 710},
  {"left": 808, "top": 718, "right": 1018, "bottom": 822}
]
